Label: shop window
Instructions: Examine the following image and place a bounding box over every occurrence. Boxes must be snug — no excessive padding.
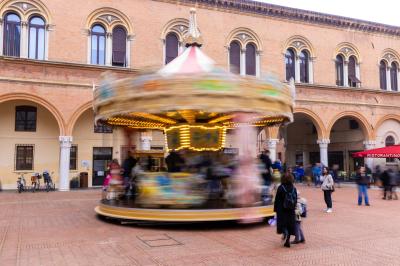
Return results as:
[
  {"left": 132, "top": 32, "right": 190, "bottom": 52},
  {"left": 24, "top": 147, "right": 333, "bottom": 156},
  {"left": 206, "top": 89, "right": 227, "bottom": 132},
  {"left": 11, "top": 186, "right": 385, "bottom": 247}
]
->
[
  {"left": 15, "top": 106, "right": 37, "bottom": 132},
  {"left": 165, "top": 32, "right": 179, "bottom": 64},
  {"left": 112, "top": 26, "right": 127, "bottom": 67},
  {"left": 3, "top": 13, "right": 21, "bottom": 57},
  {"left": 285, "top": 49, "right": 295, "bottom": 81},
  {"left": 380, "top": 60, "right": 387, "bottom": 90},
  {"left": 15, "top": 145, "right": 34, "bottom": 170},
  {"left": 91, "top": 25, "right": 106, "bottom": 65},
  {"left": 28, "top": 16, "right": 45, "bottom": 60},
  {"left": 229, "top": 41, "right": 241, "bottom": 74},
  {"left": 336, "top": 55, "right": 344, "bottom": 86},
  {"left": 385, "top": 136, "right": 395, "bottom": 163},
  {"left": 245, "top": 43, "right": 256, "bottom": 76},
  {"left": 70, "top": 145, "right": 78, "bottom": 170}
]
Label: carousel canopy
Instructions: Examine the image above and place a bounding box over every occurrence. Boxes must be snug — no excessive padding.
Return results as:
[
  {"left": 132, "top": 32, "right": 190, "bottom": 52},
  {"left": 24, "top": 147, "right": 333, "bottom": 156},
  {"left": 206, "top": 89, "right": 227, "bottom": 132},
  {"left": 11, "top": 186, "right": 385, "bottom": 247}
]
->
[{"left": 352, "top": 145, "right": 400, "bottom": 158}]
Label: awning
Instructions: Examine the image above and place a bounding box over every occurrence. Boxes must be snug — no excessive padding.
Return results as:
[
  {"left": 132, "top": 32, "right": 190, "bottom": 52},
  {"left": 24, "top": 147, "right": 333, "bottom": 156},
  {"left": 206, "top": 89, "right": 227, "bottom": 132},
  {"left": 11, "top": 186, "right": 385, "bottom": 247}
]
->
[{"left": 352, "top": 145, "right": 400, "bottom": 158}]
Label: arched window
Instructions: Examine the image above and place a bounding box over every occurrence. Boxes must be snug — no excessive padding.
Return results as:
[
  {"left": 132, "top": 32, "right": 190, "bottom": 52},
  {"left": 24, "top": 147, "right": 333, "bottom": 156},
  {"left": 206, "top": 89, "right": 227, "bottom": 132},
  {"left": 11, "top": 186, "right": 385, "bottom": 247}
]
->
[
  {"left": 390, "top": 62, "right": 398, "bottom": 91},
  {"left": 299, "top": 50, "right": 309, "bottom": 83},
  {"left": 165, "top": 33, "right": 179, "bottom": 65},
  {"left": 348, "top": 56, "right": 359, "bottom": 87},
  {"left": 336, "top": 55, "right": 344, "bottom": 86},
  {"left": 380, "top": 60, "right": 387, "bottom": 90},
  {"left": 245, "top": 43, "right": 256, "bottom": 76},
  {"left": 112, "top": 26, "right": 127, "bottom": 67},
  {"left": 3, "top": 13, "right": 21, "bottom": 57},
  {"left": 28, "top": 16, "right": 45, "bottom": 60},
  {"left": 229, "top": 41, "right": 241, "bottom": 74},
  {"left": 285, "top": 49, "right": 295, "bottom": 82},
  {"left": 91, "top": 25, "right": 106, "bottom": 65},
  {"left": 385, "top": 135, "right": 396, "bottom": 163}
]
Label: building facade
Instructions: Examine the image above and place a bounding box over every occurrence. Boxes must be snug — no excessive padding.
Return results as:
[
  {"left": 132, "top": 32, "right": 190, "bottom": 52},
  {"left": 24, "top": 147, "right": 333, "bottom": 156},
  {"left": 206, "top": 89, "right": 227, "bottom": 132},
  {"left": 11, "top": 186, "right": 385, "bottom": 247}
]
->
[{"left": 1, "top": 0, "right": 400, "bottom": 190}]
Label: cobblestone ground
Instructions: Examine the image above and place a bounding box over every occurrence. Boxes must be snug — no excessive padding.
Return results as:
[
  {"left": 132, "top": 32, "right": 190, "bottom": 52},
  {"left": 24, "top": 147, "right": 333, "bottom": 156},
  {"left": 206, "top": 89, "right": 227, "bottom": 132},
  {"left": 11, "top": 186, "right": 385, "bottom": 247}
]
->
[{"left": 0, "top": 185, "right": 399, "bottom": 266}]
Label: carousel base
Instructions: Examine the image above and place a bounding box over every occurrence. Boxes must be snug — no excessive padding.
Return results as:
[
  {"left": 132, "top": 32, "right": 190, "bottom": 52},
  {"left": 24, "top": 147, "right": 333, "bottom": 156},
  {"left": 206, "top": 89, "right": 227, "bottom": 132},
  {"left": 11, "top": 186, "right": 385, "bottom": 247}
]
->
[{"left": 95, "top": 202, "right": 275, "bottom": 222}]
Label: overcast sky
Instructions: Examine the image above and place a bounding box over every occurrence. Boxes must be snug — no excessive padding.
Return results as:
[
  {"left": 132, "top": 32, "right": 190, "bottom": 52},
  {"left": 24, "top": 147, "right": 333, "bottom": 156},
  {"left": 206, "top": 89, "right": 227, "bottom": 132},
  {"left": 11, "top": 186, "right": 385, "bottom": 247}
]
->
[{"left": 257, "top": 0, "right": 400, "bottom": 26}]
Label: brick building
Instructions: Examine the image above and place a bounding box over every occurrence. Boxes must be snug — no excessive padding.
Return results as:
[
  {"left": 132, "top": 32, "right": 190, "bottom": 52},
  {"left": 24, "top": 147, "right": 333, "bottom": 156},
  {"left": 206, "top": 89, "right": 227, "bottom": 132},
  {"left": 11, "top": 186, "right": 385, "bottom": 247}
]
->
[{"left": 0, "top": 0, "right": 399, "bottom": 190}]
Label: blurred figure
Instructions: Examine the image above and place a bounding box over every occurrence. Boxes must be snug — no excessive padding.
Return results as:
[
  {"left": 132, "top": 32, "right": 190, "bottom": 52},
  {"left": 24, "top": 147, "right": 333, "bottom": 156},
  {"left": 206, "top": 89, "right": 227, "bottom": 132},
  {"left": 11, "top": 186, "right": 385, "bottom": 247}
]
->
[
  {"left": 259, "top": 149, "right": 272, "bottom": 186},
  {"left": 122, "top": 151, "right": 137, "bottom": 187},
  {"left": 296, "top": 164, "right": 304, "bottom": 183},
  {"left": 304, "top": 164, "right": 312, "bottom": 186},
  {"left": 332, "top": 164, "right": 340, "bottom": 188},
  {"left": 388, "top": 169, "right": 398, "bottom": 200},
  {"left": 321, "top": 167, "right": 334, "bottom": 213},
  {"left": 274, "top": 173, "right": 297, "bottom": 248},
  {"left": 312, "top": 163, "right": 322, "bottom": 187},
  {"left": 272, "top": 159, "right": 282, "bottom": 172},
  {"left": 380, "top": 169, "right": 390, "bottom": 200},
  {"left": 292, "top": 190, "right": 306, "bottom": 244},
  {"left": 374, "top": 165, "right": 382, "bottom": 186},
  {"left": 356, "top": 166, "right": 370, "bottom": 206},
  {"left": 146, "top": 155, "right": 154, "bottom": 171},
  {"left": 165, "top": 150, "right": 185, "bottom": 172}
]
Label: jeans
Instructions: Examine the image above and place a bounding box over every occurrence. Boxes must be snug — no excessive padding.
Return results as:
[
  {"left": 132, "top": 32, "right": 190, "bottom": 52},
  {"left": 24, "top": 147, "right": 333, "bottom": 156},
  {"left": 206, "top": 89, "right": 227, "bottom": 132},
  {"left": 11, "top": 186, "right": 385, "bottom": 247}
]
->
[
  {"left": 358, "top": 184, "right": 369, "bottom": 205},
  {"left": 323, "top": 190, "right": 332, "bottom": 208},
  {"left": 294, "top": 221, "right": 305, "bottom": 242}
]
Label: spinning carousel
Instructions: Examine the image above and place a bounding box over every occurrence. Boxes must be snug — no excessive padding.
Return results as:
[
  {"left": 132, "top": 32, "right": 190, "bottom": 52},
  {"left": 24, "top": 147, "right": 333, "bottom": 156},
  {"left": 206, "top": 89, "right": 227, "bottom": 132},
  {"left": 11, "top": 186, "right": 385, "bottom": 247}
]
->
[{"left": 94, "top": 9, "right": 294, "bottom": 222}]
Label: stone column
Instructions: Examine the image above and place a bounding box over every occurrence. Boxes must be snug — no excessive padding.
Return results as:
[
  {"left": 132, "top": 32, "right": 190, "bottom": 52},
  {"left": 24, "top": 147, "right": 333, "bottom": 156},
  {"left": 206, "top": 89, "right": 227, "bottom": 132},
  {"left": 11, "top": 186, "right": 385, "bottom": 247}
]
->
[
  {"left": 86, "top": 29, "right": 91, "bottom": 64},
  {"left": 44, "top": 24, "right": 51, "bottom": 60},
  {"left": 295, "top": 55, "right": 301, "bottom": 83},
  {"left": 363, "top": 140, "right": 376, "bottom": 171},
  {"left": 126, "top": 35, "right": 133, "bottom": 67},
  {"left": 59, "top": 136, "right": 73, "bottom": 191},
  {"left": 240, "top": 48, "right": 246, "bottom": 76},
  {"left": 256, "top": 50, "right": 261, "bottom": 78},
  {"left": 308, "top": 57, "right": 314, "bottom": 84},
  {"left": 267, "top": 139, "right": 279, "bottom": 162},
  {"left": 343, "top": 61, "right": 349, "bottom": 87},
  {"left": 355, "top": 63, "right": 361, "bottom": 88},
  {"left": 106, "top": 32, "right": 112, "bottom": 66},
  {"left": 0, "top": 18, "right": 3, "bottom": 56},
  {"left": 21, "top": 21, "right": 28, "bottom": 58},
  {"left": 317, "top": 139, "right": 330, "bottom": 167},
  {"left": 226, "top": 46, "right": 230, "bottom": 72},
  {"left": 386, "top": 66, "right": 392, "bottom": 91},
  {"left": 397, "top": 69, "right": 400, "bottom": 91}
]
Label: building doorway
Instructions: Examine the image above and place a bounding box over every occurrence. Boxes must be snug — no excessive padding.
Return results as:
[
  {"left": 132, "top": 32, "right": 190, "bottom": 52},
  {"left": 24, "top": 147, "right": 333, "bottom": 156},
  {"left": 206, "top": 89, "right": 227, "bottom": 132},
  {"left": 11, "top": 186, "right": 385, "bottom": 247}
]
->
[{"left": 92, "top": 147, "right": 113, "bottom": 186}]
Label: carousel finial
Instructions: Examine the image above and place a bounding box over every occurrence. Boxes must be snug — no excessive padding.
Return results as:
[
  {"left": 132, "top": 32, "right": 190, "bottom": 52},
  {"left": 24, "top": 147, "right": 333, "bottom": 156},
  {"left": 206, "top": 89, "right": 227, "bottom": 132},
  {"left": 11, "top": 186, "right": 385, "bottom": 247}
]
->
[{"left": 184, "top": 8, "right": 203, "bottom": 47}]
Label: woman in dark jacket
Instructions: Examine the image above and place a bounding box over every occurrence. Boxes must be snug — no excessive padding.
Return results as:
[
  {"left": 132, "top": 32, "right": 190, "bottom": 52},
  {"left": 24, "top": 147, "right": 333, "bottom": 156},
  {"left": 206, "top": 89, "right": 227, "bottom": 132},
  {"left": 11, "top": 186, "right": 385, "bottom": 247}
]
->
[{"left": 274, "top": 172, "right": 297, "bottom": 248}]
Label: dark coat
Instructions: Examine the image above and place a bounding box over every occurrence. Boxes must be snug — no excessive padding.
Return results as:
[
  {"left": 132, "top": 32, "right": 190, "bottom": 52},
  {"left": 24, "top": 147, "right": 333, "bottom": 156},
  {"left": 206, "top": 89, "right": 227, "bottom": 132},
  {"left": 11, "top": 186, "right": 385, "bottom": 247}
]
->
[
  {"left": 356, "top": 173, "right": 369, "bottom": 185},
  {"left": 274, "top": 183, "right": 297, "bottom": 236}
]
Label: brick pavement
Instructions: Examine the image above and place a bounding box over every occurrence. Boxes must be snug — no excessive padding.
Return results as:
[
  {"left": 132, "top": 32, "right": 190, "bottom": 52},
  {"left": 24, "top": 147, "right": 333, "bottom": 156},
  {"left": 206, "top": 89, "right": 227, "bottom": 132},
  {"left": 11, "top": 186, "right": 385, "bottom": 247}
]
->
[{"left": 0, "top": 186, "right": 399, "bottom": 266}]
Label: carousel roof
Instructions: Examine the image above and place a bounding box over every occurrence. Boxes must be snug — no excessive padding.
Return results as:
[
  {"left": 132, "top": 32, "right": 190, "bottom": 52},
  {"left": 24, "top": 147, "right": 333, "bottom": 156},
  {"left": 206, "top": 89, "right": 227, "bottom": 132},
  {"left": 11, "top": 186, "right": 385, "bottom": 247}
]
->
[{"left": 93, "top": 9, "right": 294, "bottom": 129}]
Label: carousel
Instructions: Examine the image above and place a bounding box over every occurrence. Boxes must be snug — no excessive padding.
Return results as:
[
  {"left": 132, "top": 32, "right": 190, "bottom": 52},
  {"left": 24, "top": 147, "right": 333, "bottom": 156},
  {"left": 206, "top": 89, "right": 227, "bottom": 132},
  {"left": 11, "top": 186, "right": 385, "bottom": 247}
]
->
[{"left": 94, "top": 9, "right": 294, "bottom": 223}]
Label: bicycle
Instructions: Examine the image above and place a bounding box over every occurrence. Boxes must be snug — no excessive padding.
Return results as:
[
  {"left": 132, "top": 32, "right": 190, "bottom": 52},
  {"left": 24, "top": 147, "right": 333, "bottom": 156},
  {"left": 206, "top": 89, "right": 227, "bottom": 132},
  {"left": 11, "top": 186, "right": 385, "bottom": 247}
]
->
[
  {"left": 30, "top": 173, "right": 40, "bottom": 193},
  {"left": 16, "top": 173, "right": 27, "bottom": 193},
  {"left": 43, "top": 171, "right": 55, "bottom": 192}
]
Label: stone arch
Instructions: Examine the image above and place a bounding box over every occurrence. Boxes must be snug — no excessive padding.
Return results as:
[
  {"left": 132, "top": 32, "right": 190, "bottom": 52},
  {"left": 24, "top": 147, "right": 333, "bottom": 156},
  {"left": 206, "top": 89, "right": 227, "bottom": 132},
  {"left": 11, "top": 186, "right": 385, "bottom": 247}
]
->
[
  {"left": 294, "top": 108, "right": 327, "bottom": 139},
  {"left": 374, "top": 114, "right": 400, "bottom": 139},
  {"left": 380, "top": 48, "right": 400, "bottom": 66},
  {"left": 66, "top": 101, "right": 93, "bottom": 135},
  {"left": 0, "top": 0, "right": 52, "bottom": 23},
  {"left": 226, "top": 27, "right": 262, "bottom": 51},
  {"left": 161, "top": 18, "right": 189, "bottom": 43},
  {"left": 86, "top": 7, "right": 133, "bottom": 35},
  {"left": 0, "top": 93, "right": 65, "bottom": 135},
  {"left": 283, "top": 35, "right": 315, "bottom": 57},
  {"left": 334, "top": 42, "right": 361, "bottom": 63},
  {"left": 327, "top": 111, "right": 373, "bottom": 140}
]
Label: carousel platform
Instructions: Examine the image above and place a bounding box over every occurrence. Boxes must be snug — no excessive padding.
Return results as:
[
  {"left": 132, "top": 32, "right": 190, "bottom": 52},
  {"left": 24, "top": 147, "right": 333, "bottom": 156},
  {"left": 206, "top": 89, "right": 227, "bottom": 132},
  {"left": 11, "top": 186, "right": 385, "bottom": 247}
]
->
[{"left": 95, "top": 201, "right": 274, "bottom": 222}]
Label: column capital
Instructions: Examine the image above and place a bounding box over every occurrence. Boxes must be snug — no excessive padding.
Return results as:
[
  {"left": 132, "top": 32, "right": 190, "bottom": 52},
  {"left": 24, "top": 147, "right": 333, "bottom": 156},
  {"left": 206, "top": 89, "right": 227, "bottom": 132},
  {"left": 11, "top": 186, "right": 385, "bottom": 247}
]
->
[
  {"left": 363, "top": 140, "right": 376, "bottom": 149},
  {"left": 317, "top": 139, "right": 330, "bottom": 145},
  {"left": 266, "top": 138, "right": 279, "bottom": 149},
  {"left": 106, "top": 32, "right": 112, "bottom": 38},
  {"left": 59, "top": 136, "right": 73, "bottom": 148}
]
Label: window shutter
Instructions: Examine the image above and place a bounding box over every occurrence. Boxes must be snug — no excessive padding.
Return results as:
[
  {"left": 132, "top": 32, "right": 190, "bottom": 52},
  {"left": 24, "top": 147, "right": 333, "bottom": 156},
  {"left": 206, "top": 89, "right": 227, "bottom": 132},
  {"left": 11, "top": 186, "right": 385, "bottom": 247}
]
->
[
  {"left": 229, "top": 42, "right": 241, "bottom": 74},
  {"left": 112, "top": 27, "right": 127, "bottom": 66},
  {"left": 245, "top": 43, "right": 256, "bottom": 76},
  {"left": 165, "top": 33, "right": 179, "bottom": 64}
]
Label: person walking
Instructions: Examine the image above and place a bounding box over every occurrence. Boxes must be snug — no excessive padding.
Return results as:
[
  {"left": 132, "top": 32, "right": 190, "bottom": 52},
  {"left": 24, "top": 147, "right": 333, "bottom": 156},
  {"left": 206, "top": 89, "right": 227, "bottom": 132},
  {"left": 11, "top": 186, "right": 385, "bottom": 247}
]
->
[
  {"left": 312, "top": 163, "right": 322, "bottom": 187},
  {"left": 274, "top": 173, "right": 297, "bottom": 248},
  {"left": 356, "top": 166, "right": 370, "bottom": 206},
  {"left": 388, "top": 169, "right": 398, "bottom": 200},
  {"left": 321, "top": 167, "right": 334, "bottom": 213},
  {"left": 381, "top": 170, "right": 390, "bottom": 200}
]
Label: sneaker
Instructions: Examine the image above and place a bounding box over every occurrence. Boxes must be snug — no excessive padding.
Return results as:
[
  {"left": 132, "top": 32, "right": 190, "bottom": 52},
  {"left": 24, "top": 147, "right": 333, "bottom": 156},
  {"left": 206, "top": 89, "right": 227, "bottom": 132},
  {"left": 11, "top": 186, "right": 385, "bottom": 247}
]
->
[
  {"left": 366, "top": 203, "right": 370, "bottom": 206},
  {"left": 326, "top": 208, "right": 333, "bottom": 213}
]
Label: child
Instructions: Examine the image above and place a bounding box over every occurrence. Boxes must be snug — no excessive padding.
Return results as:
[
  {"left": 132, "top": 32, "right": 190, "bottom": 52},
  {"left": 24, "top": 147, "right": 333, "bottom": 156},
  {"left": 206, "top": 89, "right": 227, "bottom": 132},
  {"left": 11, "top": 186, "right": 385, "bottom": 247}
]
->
[{"left": 292, "top": 190, "right": 306, "bottom": 244}]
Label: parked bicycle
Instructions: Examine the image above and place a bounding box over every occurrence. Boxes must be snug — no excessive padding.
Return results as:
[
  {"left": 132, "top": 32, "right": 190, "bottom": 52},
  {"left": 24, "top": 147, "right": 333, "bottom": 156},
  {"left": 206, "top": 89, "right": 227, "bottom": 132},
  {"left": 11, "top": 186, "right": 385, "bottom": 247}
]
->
[
  {"left": 16, "top": 173, "right": 27, "bottom": 193},
  {"left": 43, "top": 171, "right": 55, "bottom": 192}
]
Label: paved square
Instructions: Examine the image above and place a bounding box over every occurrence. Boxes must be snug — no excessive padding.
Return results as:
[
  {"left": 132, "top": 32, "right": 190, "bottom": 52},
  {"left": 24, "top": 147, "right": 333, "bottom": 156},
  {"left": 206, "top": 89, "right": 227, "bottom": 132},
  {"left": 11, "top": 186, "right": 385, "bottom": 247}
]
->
[{"left": 0, "top": 186, "right": 399, "bottom": 265}]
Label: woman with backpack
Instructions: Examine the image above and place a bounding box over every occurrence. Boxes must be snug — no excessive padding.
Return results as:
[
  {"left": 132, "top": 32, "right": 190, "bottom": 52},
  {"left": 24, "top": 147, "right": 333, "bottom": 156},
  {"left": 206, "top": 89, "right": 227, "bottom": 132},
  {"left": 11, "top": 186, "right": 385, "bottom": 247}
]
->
[
  {"left": 321, "top": 167, "right": 334, "bottom": 213},
  {"left": 274, "top": 172, "right": 297, "bottom": 248}
]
